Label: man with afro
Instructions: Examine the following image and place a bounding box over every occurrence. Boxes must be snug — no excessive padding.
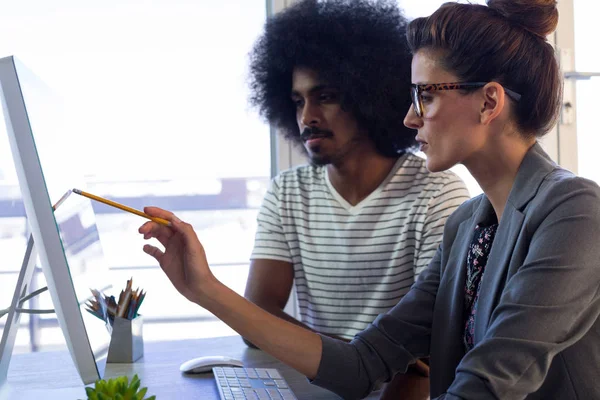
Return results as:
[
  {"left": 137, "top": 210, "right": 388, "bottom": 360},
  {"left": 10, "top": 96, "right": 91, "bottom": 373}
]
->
[{"left": 244, "top": 1, "right": 470, "bottom": 397}]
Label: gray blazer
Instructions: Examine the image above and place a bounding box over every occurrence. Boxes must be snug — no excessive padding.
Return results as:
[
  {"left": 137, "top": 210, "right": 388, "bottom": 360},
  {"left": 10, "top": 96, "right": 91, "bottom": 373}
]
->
[{"left": 313, "top": 143, "right": 600, "bottom": 399}]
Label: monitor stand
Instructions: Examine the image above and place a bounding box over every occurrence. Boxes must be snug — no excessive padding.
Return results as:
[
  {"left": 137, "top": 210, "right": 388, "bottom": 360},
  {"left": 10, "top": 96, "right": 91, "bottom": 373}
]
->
[
  {"left": 0, "top": 233, "right": 106, "bottom": 400},
  {"left": 0, "top": 189, "right": 84, "bottom": 390},
  {"left": 0, "top": 235, "right": 38, "bottom": 387},
  {"left": 0, "top": 235, "right": 60, "bottom": 398}
]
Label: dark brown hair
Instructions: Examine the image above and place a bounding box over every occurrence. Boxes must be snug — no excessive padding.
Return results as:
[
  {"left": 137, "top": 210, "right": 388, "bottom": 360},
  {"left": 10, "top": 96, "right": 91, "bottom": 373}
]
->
[{"left": 407, "top": 0, "right": 561, "bottom": 137}]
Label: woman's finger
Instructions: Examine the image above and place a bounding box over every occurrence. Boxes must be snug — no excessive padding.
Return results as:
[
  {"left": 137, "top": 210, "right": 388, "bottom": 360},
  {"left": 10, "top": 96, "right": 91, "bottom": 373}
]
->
[
  {"left": 143, "top": 229, "right": 172, "bottom": 248},
  {"left": 168, "top": 216, "right": 201, "bottom": 248},
  {"left": 139, "top": 219, "right": 172, "bottom": 235},
  {"left": 141, "top": 208, "right": 201, "bottom": 252},
  {"left": 144, "top": 210, "right": 201, "bottom": 250},
  {"left": 144, "top": 206, "right": 177, "bottom": 220},
  {"left": 145, "top": 207, "right": 190, "bottom": 231},
  {"left": 138, "top": 220, "right": 156, "bottom": 234},
  {"left": 143, "top": 244, "right": 164, "bottom": 262},
  {"left": 140, "top": 220, "right": 174, "bottom": 245}
]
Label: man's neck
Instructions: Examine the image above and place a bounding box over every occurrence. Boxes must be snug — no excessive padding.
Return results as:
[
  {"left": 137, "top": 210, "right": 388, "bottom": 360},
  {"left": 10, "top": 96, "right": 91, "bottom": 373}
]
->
[{"left": 326, "top": 151, "right": 400, "bottom": 206}]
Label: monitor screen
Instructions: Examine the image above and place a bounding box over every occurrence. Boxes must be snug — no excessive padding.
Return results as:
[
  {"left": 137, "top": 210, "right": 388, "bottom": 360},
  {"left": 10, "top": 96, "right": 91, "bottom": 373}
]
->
[
  {"left": 19, "top": 57, "right": 114, "bottom": 357},
  {"left": 0, "top": 55, "right": 113, "bottom": 384}
]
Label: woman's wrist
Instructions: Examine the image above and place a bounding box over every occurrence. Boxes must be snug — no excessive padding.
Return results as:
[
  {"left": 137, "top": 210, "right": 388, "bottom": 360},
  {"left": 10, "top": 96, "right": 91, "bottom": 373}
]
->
[{"left": 193, "top": 274, "right": 223, "bottom": 307}]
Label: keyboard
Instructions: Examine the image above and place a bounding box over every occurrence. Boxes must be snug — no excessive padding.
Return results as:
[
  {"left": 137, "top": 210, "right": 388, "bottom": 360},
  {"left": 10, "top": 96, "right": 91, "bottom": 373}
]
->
[{"left": 213, "top": 366, "right": 298, "bottom": 400}]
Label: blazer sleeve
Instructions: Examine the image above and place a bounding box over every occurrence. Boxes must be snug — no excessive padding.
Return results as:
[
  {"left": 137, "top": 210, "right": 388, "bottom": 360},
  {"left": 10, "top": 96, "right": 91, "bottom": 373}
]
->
[
  {"left": 443, "top": 178, "right": 600, "bottom": 399},
  {"left": 311, "top": 245, "right": 443, "bottom": 399}
]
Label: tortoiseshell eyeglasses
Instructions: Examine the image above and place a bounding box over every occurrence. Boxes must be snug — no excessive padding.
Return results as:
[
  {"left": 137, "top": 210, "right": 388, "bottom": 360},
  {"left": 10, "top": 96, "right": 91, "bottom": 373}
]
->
[{"left": 410, "top": 82, "right": 522, "bottom": 118}]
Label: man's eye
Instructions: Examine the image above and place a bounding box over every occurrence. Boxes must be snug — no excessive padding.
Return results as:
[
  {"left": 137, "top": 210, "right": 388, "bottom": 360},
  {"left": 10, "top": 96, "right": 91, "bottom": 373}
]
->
[
  {"left": 319, "top": 93, "right": 337, "bottom": 102},
  {"left": 292, "top": 99, "right": 304, "bottom": 108}
]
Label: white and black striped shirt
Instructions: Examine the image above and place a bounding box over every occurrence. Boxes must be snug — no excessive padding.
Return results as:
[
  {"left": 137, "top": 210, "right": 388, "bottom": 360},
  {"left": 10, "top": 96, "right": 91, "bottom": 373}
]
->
[{"left": 251, "top": 153, "right": 470, "bottom": 340}]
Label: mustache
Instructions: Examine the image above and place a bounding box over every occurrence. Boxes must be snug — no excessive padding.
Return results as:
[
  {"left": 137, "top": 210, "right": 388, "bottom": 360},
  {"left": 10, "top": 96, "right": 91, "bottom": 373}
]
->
[{"left": 300, "top": 127, "right": 334, "bottom": 141}]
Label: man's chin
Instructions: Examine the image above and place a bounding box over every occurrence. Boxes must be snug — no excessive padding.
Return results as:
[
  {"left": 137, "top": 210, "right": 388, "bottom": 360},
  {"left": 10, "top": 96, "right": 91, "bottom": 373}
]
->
[{"left": 307, "top": 150, "right": 332, "bottom": 166}]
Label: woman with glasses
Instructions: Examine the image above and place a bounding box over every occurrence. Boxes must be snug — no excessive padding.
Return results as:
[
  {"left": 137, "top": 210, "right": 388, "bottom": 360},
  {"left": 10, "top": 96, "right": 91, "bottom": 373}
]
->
[{"left": 139, "top": 0, "right": 600, "bottom": 398}]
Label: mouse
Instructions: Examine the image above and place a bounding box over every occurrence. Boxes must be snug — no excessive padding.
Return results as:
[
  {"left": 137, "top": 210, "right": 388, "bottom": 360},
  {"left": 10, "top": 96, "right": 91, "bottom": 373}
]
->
[{"left": 179, "top": 355, "right": 244, "bottom": 374}]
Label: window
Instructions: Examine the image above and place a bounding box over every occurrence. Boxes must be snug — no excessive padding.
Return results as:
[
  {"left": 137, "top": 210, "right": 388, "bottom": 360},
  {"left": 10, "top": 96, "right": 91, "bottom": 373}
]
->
[
  {"left": 0, "top": 0, "right": 270, "bottom": 353},
  {"left": 572, "top": 0, "right": 600, "bottom": 183}
]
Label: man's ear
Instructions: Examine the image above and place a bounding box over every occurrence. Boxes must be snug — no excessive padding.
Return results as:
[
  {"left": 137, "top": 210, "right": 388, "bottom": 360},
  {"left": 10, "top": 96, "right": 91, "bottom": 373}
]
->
[{"left": 480, "top": 82, "right": 506, "bottom": 125}]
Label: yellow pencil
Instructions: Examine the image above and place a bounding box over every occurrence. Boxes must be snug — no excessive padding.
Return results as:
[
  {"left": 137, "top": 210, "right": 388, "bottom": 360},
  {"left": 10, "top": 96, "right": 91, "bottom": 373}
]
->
[{"left": 72, "top": 188, "right": 170, "bottom": 226}]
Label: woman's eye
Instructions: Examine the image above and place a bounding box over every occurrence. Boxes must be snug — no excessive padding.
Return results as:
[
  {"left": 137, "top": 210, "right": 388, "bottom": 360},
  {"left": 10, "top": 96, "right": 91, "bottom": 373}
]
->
[
  {"left": 293, "top": 99, "right": 304, "bottom": 109},
  {"left": 421, "top": 94, "right": 433, "bottom": 104}
]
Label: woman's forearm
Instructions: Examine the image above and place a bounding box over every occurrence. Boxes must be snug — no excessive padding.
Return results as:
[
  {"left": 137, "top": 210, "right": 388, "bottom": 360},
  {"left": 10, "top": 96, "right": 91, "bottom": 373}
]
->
[{"left": 199, "top": 280, "right": 323, "bottom": 379}]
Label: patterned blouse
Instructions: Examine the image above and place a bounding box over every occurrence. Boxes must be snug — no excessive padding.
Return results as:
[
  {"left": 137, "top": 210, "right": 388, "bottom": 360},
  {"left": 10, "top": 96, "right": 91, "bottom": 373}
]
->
[{"left": 464, "top": 223, "right": 499, "bottom": 352}]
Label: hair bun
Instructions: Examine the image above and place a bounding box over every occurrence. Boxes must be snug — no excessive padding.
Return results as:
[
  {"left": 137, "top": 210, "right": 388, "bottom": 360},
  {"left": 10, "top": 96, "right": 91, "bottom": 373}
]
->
[{"left": 487, "top": 0, "right": 558, "bottom": 38}]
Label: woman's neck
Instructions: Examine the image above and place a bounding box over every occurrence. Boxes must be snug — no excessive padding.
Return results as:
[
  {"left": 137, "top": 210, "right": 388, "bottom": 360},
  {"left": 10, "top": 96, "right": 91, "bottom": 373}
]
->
[{"left": 466, "top": 137, "right": 536, "bottom": 222}]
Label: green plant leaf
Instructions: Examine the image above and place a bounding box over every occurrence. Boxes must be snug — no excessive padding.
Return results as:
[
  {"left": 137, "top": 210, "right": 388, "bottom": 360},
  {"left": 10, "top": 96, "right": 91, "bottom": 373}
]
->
[
  {"left": 130, "top": 376, "right": 140, "bottom": 390},
  {"left": 130, "top": 379, "right": 141, "bottom": 393},
  {"left": 136, "top": 387, "right": 148, "bottom": 399},
  {"left": 117, "top": 380, "right": 127, "bottom": 395},
  {"left": 84, "top": 374, "right": 155, "bottom": 400},
  {"left": 97, "top": 393, "right": 110, "bottom": 400},
  {"left": 84, "top": 389, "right": 98, "bottom": 400}
]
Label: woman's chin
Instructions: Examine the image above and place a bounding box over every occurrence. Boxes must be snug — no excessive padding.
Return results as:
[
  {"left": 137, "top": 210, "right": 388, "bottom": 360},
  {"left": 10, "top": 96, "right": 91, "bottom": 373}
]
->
[{"left": 425, "top": 157, "right": 453, "bottom": 173}]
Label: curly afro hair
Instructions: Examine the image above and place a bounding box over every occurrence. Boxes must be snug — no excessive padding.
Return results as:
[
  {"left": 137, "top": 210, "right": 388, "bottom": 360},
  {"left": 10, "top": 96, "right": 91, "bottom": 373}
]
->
[{"left": 248, "top": 0, "right": 416, "bottom": 157}]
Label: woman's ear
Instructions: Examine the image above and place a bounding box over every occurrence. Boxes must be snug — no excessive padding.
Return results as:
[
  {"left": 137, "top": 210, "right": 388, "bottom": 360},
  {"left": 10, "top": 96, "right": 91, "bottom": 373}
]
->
[{"left": 480, "top": 82, "right": 506, "bottom": 125}]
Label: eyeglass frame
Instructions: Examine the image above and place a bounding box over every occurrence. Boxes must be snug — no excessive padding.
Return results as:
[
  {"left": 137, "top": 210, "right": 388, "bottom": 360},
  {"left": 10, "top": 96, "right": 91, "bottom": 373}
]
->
[{"left": 410, "top": 82, "right": 522, "bottom": 118}]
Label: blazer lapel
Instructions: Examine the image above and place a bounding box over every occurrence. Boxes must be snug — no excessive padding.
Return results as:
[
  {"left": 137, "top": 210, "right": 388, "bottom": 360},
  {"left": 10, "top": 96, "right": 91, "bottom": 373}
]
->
[
  {"left": 473, "top": 142, "right": 557, "bottom": 341},
  {"left": 432, "top": 212, "right": 475, "bottom": 391},
  {"left": 442, "top": 195, "right": 493, "bottom": 338},
  {"left": 433, "top": 196, "right": 491, "bottom": 390},
  {"left": 446, "top": 217, "right": 473, "bottom": 323},
  {"left": 474, "top": 206, "right": 524, "bottom": 341}
]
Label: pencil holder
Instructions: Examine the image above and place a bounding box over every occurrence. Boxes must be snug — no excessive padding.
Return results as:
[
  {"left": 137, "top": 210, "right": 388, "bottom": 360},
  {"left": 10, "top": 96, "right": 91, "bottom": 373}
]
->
[{"left": 106, "top": 315, "right": 144, "bottom": 363}]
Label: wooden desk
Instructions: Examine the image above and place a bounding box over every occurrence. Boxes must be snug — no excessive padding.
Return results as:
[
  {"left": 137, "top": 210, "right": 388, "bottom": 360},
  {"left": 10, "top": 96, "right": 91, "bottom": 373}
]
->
[{"left": 6, "top": 335, "right": 380, "bottom": 399}]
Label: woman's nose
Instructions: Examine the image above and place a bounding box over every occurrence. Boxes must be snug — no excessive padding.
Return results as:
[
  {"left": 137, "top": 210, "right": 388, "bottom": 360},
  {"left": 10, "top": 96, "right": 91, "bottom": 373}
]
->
[{"left": 404, "top": 104, "right": 423, "bottom": 130}]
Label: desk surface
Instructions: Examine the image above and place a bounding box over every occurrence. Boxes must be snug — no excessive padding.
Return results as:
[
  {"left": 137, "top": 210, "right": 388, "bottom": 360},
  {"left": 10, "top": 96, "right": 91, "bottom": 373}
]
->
[{"left": 6, "top": 335, "right": 379, "bottom": 399}]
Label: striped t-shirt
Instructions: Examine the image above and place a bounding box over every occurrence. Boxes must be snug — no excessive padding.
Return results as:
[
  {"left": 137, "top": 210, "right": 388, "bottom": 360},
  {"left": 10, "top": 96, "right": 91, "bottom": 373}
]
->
[{"left": 251, "top": 153, "right": 470, "bottom": 340}]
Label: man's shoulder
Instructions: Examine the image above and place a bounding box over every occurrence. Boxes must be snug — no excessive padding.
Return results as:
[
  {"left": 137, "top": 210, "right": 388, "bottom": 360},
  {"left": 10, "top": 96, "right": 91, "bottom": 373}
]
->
[{"left": 274, "top": 164, "right": 325, "bottom": 187}]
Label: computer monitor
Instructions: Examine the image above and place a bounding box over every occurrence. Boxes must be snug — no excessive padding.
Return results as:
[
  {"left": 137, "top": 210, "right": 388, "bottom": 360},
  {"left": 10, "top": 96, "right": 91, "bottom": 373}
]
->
[{"left": 0, "top": 55, "right": 113, "bottom": 387}]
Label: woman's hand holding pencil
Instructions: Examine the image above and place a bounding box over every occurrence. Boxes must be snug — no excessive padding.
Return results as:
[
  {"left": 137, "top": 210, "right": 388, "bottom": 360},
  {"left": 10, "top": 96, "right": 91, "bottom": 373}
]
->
[{"left": 138, "top": 207, "right": 218, "bottom": 306}]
